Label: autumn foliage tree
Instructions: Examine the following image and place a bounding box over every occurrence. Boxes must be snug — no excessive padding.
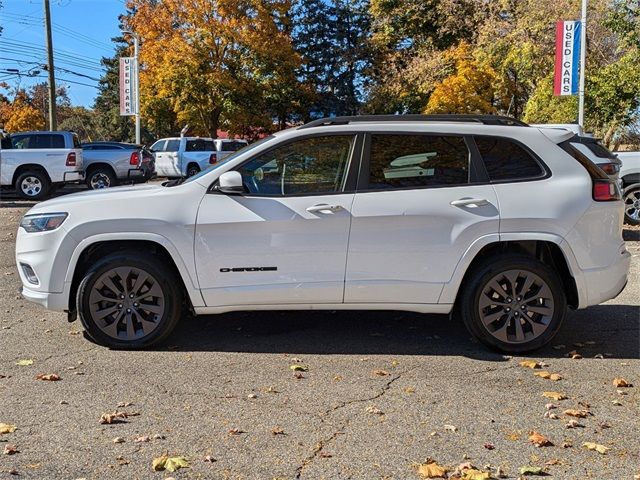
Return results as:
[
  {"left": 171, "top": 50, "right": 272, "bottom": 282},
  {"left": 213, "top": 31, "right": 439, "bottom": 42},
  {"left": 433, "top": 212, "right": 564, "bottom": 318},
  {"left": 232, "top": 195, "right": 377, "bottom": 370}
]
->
[
  {"left": 0, "top": 90, "right": 46, "bottom": 132},
  {"left": 127, "top": 0, "right": 302, "bottom": 138}
]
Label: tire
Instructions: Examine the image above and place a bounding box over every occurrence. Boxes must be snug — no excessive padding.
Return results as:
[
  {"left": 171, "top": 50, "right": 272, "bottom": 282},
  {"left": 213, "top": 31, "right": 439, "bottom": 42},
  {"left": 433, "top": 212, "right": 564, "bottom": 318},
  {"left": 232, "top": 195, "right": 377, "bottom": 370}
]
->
[
  {"left": 15, "top": 170, "right": 51, "bottom": 200},
  {"left": 623, "top": 183, "right": 640, "bottom": 226},
  {"left": 76, "top": 251, "right": 184, "bottom": 349},
  {"left": 86, "top": 167, "right": 117, "bottom": 190},
  {"left": 458, "top": 254, "right": 567, "bottom": 353},
  {"left": 186, "top": 164, "right": 200, "bottom": 177}
]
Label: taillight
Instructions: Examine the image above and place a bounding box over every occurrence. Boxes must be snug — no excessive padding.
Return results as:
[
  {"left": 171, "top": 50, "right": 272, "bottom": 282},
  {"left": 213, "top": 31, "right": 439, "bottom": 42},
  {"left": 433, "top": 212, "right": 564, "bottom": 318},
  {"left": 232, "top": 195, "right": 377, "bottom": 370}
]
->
[
  {"left": 130, "top": 151, "right": 140, "bottom": 166},
  {"left": 597, "top": 162, "right": 619, "bottom": 175},
  {"left": 66, "top": 152, "right": 76, "bottom": 166},
  {"left": 593, "top": 179, "right": 621, "bottom": 202},
  {"left": 209, "top": 153, "right": 218, "bottom": 164}
]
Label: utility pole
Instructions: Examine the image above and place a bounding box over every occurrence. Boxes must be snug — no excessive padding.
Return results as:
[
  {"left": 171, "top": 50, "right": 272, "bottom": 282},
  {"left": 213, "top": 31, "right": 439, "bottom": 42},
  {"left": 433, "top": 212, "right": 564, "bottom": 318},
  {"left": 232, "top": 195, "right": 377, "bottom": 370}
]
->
[
  {"left": 43, "top": 0, "right": 57, "bottom": 131},
  {"left": 133, "top": 33, "right": 140, "bottom": 144},
  {"left": 578, "top": 0, "right": 587, "bottom": 129}
]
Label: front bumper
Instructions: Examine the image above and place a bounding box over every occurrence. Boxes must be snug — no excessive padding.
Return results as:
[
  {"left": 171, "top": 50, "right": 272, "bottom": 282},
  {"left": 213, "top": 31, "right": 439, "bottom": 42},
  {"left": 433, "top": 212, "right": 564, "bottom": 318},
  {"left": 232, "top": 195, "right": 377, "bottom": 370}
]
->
[{"left": 21, "top": 285, "right": 70, "bottom": 311}]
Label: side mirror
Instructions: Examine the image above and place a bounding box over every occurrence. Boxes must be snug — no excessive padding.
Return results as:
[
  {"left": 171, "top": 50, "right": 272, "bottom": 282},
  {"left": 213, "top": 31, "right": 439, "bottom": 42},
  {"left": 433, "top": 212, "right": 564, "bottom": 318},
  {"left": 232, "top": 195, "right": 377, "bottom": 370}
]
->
[{"left": 217, "top": 171, "right": 244, "bottom": 194}]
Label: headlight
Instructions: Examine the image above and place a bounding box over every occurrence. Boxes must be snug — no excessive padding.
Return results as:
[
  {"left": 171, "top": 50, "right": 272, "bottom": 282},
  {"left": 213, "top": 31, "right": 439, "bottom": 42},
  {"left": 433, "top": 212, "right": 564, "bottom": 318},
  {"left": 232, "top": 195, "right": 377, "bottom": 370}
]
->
[{"left": 20, "top": 213, "right": 68, "bottom": 232}]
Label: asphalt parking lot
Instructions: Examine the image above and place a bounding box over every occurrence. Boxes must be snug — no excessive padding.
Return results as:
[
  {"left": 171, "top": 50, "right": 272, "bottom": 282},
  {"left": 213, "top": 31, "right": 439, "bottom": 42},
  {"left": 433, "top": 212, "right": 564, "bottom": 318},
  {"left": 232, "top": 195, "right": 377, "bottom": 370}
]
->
[{"left": 0, "top": 188, "right": 638, "bottom": 479}]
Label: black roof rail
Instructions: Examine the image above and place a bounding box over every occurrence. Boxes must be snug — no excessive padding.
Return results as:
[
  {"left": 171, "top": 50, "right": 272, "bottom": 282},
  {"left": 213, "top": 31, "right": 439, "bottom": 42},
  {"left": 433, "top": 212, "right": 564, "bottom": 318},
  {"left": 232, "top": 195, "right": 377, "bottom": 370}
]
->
[{"left": 298, "top": 114, "right": 529, "bottom": 129}]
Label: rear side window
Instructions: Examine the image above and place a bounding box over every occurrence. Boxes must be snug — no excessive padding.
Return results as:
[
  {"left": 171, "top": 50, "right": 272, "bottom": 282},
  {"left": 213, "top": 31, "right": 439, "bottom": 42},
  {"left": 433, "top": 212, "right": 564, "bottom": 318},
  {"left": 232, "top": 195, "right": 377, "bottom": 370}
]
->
[
  {"left": 204, "top": 140, "right": 215, "bottom": 151},
  {"left": 185, "top": 139, "right": 206, "bottom": 151},
  {"left": 32, "top": 134, "right": 65, "bottom": 148},
  {"left": 368, "top": 134, "right": 469, "bottom": 189},
  {"left": 222, "top": 141, "right": 247, "bottom": 152},
  {"left": 475, "top": 137, "right": 545, "bottom": 181}
]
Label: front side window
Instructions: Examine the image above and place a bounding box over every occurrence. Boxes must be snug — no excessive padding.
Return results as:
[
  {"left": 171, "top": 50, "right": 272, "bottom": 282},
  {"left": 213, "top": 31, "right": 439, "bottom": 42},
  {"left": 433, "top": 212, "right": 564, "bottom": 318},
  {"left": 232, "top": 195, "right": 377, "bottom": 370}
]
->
[
  {"left": 368, "top": 134, "right": 470, "bottom": 189},
  {"left": 237, "top": 135, "right": 354, "bottom": 196},
  {"left": 165, "top": 139, "right": 180, "bottom": 152},
  {"left": 475, "top": 137, "right": 545, "bottom": 181},
  {"left": 150, "top": 140, "right": 166, "bottom": 152}
]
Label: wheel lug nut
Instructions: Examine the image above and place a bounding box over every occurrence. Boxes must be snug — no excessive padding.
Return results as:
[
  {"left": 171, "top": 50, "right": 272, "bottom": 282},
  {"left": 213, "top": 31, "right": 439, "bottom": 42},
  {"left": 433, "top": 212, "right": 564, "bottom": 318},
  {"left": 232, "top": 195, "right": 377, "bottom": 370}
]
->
[
  {"left": 133, "top": 302, "right": 138, "bottom": 307},
  {"left": 126, "top": 308, "right": 131, "bottom": 313},
  {"left": 505, "top": 307, "right": 511, "bottom": 312},
  {"left": 521, "top": 305, "right": 526, "bottom": 310},
  {"left": 506, "top": 298, "right": 512, "bottom": 303},
  {"left": 118, "top": 304, "right": 123, "bottom": 309},
  {"left": 120, "top": 294, "right": 125, "bottom": 299},
  {"left": 129, "top": 293, "right": 134, "bottom": 298},
  {"left": 514, "top": 311, "right": 519, "bottom": 316}
]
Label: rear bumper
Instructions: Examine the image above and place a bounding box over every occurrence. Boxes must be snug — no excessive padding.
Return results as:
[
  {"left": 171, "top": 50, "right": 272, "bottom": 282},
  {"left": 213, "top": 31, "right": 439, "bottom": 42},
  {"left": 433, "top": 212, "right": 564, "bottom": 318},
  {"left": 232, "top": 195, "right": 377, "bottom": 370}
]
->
[
  {"left": 62, "top": 170, "right": 84, "bottom": 183},
  {"left": 580, "top": 244, "right": 631, "bottom": 307}
]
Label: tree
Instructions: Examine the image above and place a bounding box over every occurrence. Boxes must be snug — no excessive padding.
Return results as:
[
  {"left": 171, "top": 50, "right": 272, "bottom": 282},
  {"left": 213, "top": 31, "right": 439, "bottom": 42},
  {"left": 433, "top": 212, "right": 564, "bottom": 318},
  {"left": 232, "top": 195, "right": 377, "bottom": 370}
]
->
[
  {"left": 2, "top": 91, "right": 46, "bottom": 132},
  {"left": 58, "top": 106, "right": 101, "bottom": 142},
  {"left": 28, "top": 82, "right": 72, "bottom": 130}
]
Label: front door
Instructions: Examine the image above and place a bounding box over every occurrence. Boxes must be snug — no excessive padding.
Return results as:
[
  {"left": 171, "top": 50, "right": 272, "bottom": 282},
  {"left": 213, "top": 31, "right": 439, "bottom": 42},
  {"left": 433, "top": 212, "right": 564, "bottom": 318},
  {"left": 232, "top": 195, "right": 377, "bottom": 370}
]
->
[
  {"left": 345, "top": 132, "right": 500, "bottom": 304},
  {"left": 195, "top": 134, "right": 361, "bottom": 307},
  {"left": 153, "top": 139, "right": 181, "bottom": 177}
]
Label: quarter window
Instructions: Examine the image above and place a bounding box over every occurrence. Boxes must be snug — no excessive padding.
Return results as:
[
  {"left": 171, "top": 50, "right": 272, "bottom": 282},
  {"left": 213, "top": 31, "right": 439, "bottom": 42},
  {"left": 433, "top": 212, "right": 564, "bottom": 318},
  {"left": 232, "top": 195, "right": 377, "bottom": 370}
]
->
[
  {"left": 368, "top": 134, "right": 470, "bottom": 189},
  {"left": 237, "top": 135, "right": 354, "bottom": 195},
  {"left": 475, "top": 137, "right": 544, "bottom": 181}
]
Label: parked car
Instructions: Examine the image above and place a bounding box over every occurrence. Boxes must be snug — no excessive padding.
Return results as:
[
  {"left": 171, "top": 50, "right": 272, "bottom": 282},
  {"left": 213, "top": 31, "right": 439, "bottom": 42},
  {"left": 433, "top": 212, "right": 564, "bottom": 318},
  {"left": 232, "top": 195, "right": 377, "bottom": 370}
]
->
[
  {"left": 81, "top": 142, "right": 155, "bottom": 189},
  {"left": 615, "top": 151, "right": 640, "bottom": 225},
  {"left": 0, "top": 130, "right": 83, "bottom": 200},
  {"left": 150, "top": 137, "right": 248, "bottom": 178},
  {"left": 15, "top": 115, "right": 629, "bottom": 353}
]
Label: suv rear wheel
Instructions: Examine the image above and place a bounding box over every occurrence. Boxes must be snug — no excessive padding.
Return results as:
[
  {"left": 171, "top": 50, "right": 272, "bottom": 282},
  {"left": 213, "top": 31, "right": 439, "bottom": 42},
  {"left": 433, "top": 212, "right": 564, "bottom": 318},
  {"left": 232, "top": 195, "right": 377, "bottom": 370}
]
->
[
  {"left": 15, "top": 170, "right": 51, "bottom": 200},
  {"left": 76, "top": 252, "right": 183, "bottom": 349},
  {"left": 459, "top": 254, "right": 566, "bottom": 353}
]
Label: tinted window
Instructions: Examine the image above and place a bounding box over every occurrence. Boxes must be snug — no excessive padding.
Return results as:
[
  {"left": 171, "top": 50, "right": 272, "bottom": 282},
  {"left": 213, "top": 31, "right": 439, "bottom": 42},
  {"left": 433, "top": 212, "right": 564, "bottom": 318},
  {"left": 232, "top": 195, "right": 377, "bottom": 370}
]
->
[
  {"left": 222, "top": 141, "right": 247, "bottom": 152},
  {"left": 185, "top": 139, "right": 206, "bottom": 152},
  {"left": 150, "top": 140, "right": 166, "bottom": 152},
  {"left": 165, "top": 140, "right": 180, "bottom": 152},
  {"left": 1, "top": 136, "right": 11, "bottom": 149},
  {"left": 475, "top": 137, "right": 544, "bottom": 181},
  {"left": 238, "top": 135, "right": 354, "bottom": 195},
  {"left": 11, "top": 135, "right": 30, "bottom": 149},
  {"left": 72, "top": 134, "right": 81, "bottom": 149},
  {"left": 31, "top": 134, "right": 65, "bottom": 149},
  {"left": 368, "top": 134, "right": 469, "bottom": 189},
  {"left": 204, "top": 140, "right": 215, "bottom": 151}
]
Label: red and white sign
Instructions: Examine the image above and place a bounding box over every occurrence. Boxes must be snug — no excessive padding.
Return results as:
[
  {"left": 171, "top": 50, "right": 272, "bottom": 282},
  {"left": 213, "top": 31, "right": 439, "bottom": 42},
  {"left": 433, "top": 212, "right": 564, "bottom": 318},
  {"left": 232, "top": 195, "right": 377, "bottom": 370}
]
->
[
  {"left": 554, "top": 20, "right": 582, "bottom": 96},
  {"left": 119, "top": 57, "right": 136, "bottom": 116}
]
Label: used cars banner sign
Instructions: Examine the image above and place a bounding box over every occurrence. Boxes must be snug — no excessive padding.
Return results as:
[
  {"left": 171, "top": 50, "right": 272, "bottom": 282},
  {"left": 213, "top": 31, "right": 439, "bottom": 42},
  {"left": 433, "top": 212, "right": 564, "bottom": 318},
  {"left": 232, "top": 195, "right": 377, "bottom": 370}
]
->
[
  {"left": 554, "top": 20, "right": 582, "bottom": 96},
  {"left": 119, "top": 57, "right": 136, "bottom": 116}
]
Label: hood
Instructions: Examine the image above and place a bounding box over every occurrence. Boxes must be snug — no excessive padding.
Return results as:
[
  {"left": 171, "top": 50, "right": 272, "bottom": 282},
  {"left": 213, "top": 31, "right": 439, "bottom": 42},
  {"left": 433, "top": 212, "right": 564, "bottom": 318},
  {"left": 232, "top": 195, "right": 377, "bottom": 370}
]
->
[{"left": 28, "top": 184, "right": 165, "bottom": 214}]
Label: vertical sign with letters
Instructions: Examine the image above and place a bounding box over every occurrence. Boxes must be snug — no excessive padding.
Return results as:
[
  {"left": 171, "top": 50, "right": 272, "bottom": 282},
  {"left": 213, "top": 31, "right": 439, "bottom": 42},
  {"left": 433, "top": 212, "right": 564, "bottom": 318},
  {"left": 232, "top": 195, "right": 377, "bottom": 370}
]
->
[
  {"left": 119, "top": 57, "right": 136, "bottom": 115},
  {"left": 554, "top": 20, "right": 582, "bottom": 96}
]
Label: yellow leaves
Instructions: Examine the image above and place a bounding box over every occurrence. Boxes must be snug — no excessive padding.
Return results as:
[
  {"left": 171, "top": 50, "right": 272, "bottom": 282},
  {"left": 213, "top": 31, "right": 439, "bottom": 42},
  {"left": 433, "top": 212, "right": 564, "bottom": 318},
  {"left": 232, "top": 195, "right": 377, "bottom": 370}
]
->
[
  {"left": 460, "top": 469, "right": 491, "bottom": 480},
  {"left": 533, "top": 371, "right": 562, "bottom": 381},
  {"left": 542, "top": 391, "right": 567, "bottom": 401},
  {"left": 289, "top": 365, "right": 308, "bottom": 372},
  {"left": 3, "top": 103, "right": 46, "bottom": 132},
  {"left": 528, "top": 431, "right": 553, "bottom": 447},
  {"left": 563, "top": 409, "right": 590, "bottom": 418},
  {"left": 583, "top": 442, "right": 610, "bottom": 454},
  {"left": 15, "top": 359, "right": 33, "bottom": 366},
  {"left": 152, "top": 454, "right": 190, "bottom": 472},
  {"left": 519, "top": 360, "right": 542, "bottom": 369},
  {"left": 416, "top": 459, "right": 448, "bottom": 478},
  {"left": 0, "top": 423, "right": 17, "bottom": 434},
  {"left": 613, "top": 377, "right": 632, "bottom": 388}
]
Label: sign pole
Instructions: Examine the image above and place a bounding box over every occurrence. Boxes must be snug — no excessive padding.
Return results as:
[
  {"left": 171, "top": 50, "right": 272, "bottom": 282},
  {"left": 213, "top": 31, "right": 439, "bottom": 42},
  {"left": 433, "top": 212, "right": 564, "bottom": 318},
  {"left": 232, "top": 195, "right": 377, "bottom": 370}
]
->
[
  {"left": 578, "top": 0, "right": 587, "bottom": 128},
  {"left": 133, "top": 34, "right": 141, "bottom": 145}
]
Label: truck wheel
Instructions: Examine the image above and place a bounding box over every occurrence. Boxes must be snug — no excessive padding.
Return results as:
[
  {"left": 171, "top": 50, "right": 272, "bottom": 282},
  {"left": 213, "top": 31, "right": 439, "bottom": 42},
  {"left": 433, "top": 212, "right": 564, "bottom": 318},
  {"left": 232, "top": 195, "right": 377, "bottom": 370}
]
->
[
  {"left": 15, "top": 171, "right": 51, "bottom": 200},
  {"left": 76, "top": 251, "right": 184, "bottom": 349},
  {"left": 186, "top": 164, "right": 200, "bottom": 177},
  {"left": 87, "top": 167, "right": 117, "bottom": 189},
  {"left": 458, "top": 254, "right": 566, "bottom": 353},
  {"left": 623, "top": 183, "right": 640, "bottom": 226}
]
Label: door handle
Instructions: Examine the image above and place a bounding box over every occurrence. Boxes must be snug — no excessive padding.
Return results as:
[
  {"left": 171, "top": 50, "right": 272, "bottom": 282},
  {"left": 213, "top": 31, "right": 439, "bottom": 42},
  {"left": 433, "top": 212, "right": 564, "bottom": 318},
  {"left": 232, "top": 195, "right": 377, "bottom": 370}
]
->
[
  {"left": 306, "top": 204, "right": 343, "bottom": 214},
  {"left": 450, "top": 197, "right": 489, "bottom": 207}
]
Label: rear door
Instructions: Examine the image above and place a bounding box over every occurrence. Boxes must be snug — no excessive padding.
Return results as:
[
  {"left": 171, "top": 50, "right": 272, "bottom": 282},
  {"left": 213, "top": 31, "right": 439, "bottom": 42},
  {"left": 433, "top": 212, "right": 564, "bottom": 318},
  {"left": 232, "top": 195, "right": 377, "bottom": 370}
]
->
[
  {"left": 345, "top": 132, "right": 500, "bottom": 304},
  {"left": 152, "top": 139, "right": 181, "bottom": 177}
]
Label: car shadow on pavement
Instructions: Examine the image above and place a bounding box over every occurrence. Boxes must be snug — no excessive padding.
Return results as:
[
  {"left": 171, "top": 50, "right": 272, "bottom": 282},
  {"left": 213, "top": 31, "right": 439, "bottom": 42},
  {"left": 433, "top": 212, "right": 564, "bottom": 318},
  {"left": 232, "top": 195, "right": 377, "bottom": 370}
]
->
[{"left": 167, "top": 303, "right": 639, "bottom": 360}]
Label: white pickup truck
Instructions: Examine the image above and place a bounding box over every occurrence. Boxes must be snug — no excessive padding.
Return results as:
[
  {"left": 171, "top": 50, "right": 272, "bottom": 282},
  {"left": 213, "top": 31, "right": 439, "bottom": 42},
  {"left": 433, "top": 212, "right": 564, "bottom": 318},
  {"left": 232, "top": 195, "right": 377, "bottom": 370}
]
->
[
  {"left": 150, "top": 137, "right": 248, "bottom": 178},
  {"left": 616, "top": 151, "right": 640, "bottom": 225},
  {"left": 0, "top": 130, "right": 84, "bottom": 200}
]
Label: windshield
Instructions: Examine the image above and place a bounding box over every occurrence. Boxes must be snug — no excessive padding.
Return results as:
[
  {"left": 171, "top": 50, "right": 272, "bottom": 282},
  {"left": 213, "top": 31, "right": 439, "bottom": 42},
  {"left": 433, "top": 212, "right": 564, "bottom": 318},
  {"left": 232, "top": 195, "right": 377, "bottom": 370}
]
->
[{"left": 180, "top": 135, "right": 275, "bottom": 185}]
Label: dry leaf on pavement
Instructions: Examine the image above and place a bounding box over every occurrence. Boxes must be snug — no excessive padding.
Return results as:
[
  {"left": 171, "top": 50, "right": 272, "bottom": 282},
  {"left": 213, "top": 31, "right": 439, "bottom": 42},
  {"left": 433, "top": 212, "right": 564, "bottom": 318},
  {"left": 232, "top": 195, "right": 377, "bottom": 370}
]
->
[
  {"left": 134, "top": 435, "right": 150, "bottom": 442},
  {"left": 461, "top": 468, "right": 491, "bottom": 480},
  {"left": 534, "top": 371, "right": 562, "bottom": 381},
  {"left": 563, "top": 409, "right": 590, "bottom": 418},
  {"left": 0, "top": 423, "right": 17, "bottom": 434},
  {"left": 365, "top": 405, "right": 383, "bottom": 415},
  {"left": 289, "top": 365, "right": 308, "bottom": 372},
  {"left": 272, "top": 427, "right": 286, "bottom": 435},
  {"left": 99, "top": 411, "right": 128, "bottom": 424},
  {"left": 112, "top": 437, "right": 125, "bottom": 443},
  {"left": 152, "top": 455, "right": 190, "bottom": 472},
  {"left": 36, "top": 373, "right": 61, "bottom": 381},
  {"left": 416, "top": 459, "right": 448, "bottom": 478},
  {"left": 542, "top": 391, "right": 567, "bottom": 401},
  {"left": 565, "top": 419, "right": 582, "bottom": 429},
  {"left": 519, "top": 360, "right": 542, "bottom": 369},
  {"left": 528, "top": 431, "right": 553, "bottom": 447},
  {"left": 228, "top": 428, "right": 244, "bottom": 435},
  {"left": 373, "top": 369, "right": 389, "bottom": 376},
  {"left": 519, "top": 466, "right": 544, "bottom": 475},
  {"left": 613, "top": 377, "right": 632, "bottom": 388},
  {"left": 583, "top": 442, "right": 609, "bottom": 454},
  {"left": 3, "top": 445, "right": 19, "bottom": 455},
  {"left": 15, "top": 359, "right": 33, "bottom": 366}
]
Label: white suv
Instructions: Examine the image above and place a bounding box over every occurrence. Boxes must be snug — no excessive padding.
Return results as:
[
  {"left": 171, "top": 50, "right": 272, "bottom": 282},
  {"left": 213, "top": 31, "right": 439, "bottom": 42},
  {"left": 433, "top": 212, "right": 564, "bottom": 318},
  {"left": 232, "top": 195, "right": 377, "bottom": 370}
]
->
[{"left": 15, "top": 115, "right": 630, "bottom": 352}]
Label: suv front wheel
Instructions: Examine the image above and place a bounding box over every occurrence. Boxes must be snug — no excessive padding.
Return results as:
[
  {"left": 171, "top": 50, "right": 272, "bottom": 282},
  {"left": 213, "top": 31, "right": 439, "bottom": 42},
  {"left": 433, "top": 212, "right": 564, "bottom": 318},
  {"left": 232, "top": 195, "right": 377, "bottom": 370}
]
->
[
  {"left": 459, "top": 255, "right": 566, "bottom": 353},
  {"left": 76, "top": 251, "right": 183, "bottom": 349}
]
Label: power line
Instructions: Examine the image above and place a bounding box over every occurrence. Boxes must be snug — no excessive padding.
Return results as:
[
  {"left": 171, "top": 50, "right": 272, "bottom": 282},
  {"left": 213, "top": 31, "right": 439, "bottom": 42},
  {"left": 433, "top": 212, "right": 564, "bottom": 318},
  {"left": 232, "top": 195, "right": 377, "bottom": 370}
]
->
[{"left": 0, "top": 70, "right": 99, "bottom": 89}]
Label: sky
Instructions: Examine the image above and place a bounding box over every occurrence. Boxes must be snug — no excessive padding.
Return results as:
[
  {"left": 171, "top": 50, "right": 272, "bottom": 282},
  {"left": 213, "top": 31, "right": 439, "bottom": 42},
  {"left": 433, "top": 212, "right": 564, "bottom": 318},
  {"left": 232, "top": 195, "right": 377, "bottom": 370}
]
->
[{"left": 0, "top": 0, "right": 127, "bottom": 107}]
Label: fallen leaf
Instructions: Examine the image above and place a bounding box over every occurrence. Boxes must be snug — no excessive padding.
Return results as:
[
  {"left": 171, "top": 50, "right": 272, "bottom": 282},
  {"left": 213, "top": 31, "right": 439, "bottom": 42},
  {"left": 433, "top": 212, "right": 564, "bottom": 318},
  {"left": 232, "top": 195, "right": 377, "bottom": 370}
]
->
[
  {"left": 594, "top": 353, "right": 604, "bottom": 359},
  {"left": 565, "top": 419, "right": 582, "bottom": 429},
  {"left": 271, "top": 427, "right": 285, "bottom": 435},
  {"left": 571, "top": 353, "right": 582, "bottom": 360},
  {"left": 247, "top": 393, "right": 257, "bottom": 399},
  {"left": 561, "top": 442, "right": 572, "bottom": 448},
  {"left": 116, "top": 402, "right": 133, "bottom": 408},
  {"left": 613, "top": 378, "right": 632, "bottom": 388},
  {"left": 496, "top": 465, "right": 507, "bottom": 478},
  {"left": 0, "top": 423, "right": 17, "bottom": 434},
  {"left": 545, "top": 403, "right": 558, "bottom": 410},
  {"left": 116, "top": 455, "right": 129, "bottom": 465},
  {"left": 519, "top": 466, "right": 544, "bottom": 475},
  {"left": 528, "top": 431, "right": 553, "bottom": 447},
  {"left": 15, "top": 359, "right": 33, "bottom": 366},
  {"left": 373, "top": 369, "right": 389, "bottom": 376},
  {"left": 289, "top": 365, "right": 308, "bottom": 372},
  {"left": 36, "top": 373, "right": 60, "bottom": 381},
  {"left": 405, "top": 387, "right": 416, "bottom": 394},
  {"left": 543, "top": 411, "right": 558, "bottom": 420},
  {"left": 99, "top": 411, "right": 128, "bottom": 424},
  {"left": 152, "top": 434, "right": 165, "bottom": 440},
  {"left": 611, "top": 399, "right": 623, "bottom": 406},
  {"left": 519, "top": 360, "right": 542, "bottom": 369},
  {"left": 583, "top": 442, "right": 609, "bottom": 454},
  {"left": 483, "top": 442, "right": 495, "bottom": 450},
  {"left": 444, "top": 424, "right": 457, "bottom": 432},
  {"left": 152, "top": 455, "right": 190, "bottom": 472},
  {"left": 228, "top": 428, "right": 244, "bottom": 435},
  {"left": 319, "top": 452, "right": 332, "bottom": 458},
  {"left": 534, "top": 371, "right": 562, "bottom": 381},
  {"left": 203, "top": 455, "right": 216, "bottom": 463},
  {"left": 461, "top": 468, "right": 491, "bottom": 480},
  {"left": 134, "top": 435, "right": 150, "bottom": 442},
  {"left": 3, "top": 445, "right": 19, "bottom": 455},
  {"left": 542, "top": 391, "right": 567, "bottom": 401},
  {"left": 112, "top": 437, "right": 125, "bottom": 443},
  {"left": 417, "top": 459, "right": 448, "bottom": 478},
  {"left": 365, "top": 405, "right": 383, "bottom": 415},
  {"left": 563, "top": 409, "right": 589, "bottom": 418},
  {"left": 506, "top": 432, "right": 521, "bottom": 441}
]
